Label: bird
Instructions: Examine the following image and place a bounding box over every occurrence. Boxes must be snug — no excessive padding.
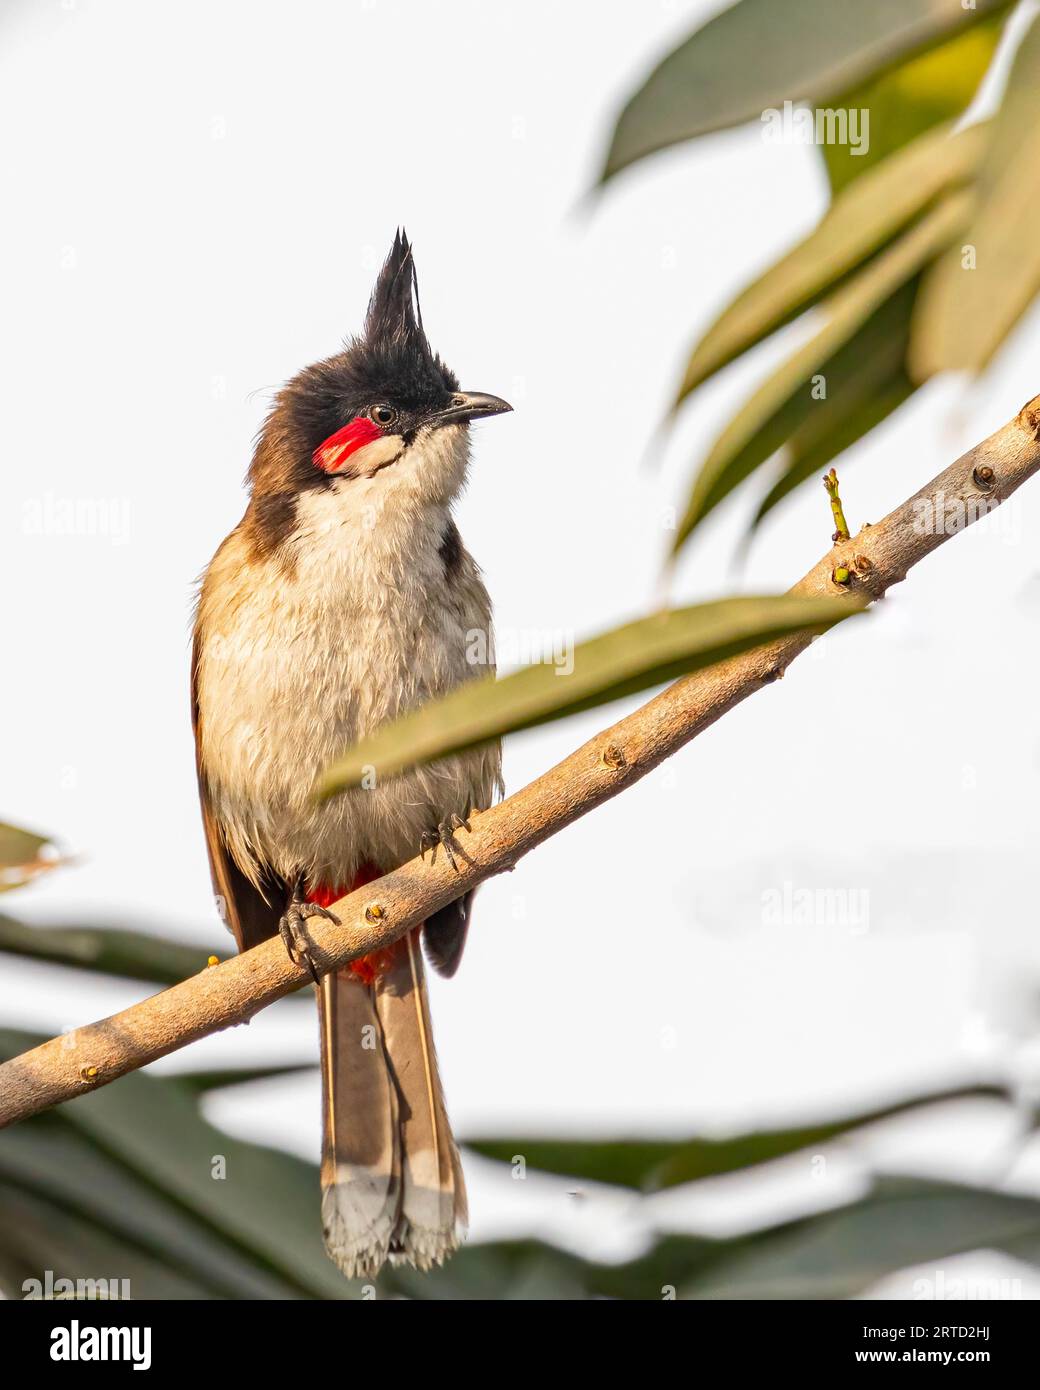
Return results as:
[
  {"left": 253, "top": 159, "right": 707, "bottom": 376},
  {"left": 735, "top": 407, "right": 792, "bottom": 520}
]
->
[{"left": 191, "top": 230, "right": 510, "bottom": 1280}]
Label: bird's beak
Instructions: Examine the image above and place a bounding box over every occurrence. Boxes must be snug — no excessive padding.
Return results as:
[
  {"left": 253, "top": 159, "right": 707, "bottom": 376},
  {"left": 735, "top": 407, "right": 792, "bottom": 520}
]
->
[{"left": 434, "top": 391, "right": 513, "bottom": 427}]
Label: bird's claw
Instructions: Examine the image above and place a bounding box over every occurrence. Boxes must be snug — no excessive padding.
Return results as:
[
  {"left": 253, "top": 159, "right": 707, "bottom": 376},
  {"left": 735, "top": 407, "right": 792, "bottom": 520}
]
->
[
  {"left": 279, "top": 900, "right": 339, "bottom": 982},
  {"left": 419, "top": 812, "right": 472, "bottom": 873}
]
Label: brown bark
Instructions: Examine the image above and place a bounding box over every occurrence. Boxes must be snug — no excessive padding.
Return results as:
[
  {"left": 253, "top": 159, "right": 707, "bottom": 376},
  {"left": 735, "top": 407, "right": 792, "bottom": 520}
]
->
[{"left": 1, "top": 396, "right": 1037, "bottom": 1128}]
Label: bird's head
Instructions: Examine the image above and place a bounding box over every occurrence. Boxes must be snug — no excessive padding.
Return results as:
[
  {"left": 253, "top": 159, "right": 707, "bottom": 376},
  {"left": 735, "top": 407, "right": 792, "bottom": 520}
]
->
[{"left": 250, "top": 231, "right": 511, "bottom": 512}]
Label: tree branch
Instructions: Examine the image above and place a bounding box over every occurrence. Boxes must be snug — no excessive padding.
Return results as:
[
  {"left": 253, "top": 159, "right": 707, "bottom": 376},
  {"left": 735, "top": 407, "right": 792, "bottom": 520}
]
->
[{"left": 2, "top": 396, "right": 1038, "bottom": 1128}]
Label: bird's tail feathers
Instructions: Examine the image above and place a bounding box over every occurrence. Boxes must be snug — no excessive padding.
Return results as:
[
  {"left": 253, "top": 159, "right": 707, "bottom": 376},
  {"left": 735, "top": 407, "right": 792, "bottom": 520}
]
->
[{"left": 317, "top": 910, "right": 466, "bottom": 1281}]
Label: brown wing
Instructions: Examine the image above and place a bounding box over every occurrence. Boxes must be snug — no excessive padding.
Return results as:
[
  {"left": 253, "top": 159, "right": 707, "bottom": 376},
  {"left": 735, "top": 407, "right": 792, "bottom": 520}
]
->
[
  {"left": 191, "top": 622, "right": 283, "bottom": 952},
  {"left": 419, "top": 540, "right": 502, "bottom": 980}
]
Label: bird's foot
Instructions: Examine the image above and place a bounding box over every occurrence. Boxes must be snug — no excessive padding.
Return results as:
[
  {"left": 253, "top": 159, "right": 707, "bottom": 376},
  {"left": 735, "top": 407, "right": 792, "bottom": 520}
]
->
[
  {"left": 419, "top": 812, "right": 472, "bottom": 873},
  {"left": 279, "top": 900, "right": 339, "bottom": 982}
]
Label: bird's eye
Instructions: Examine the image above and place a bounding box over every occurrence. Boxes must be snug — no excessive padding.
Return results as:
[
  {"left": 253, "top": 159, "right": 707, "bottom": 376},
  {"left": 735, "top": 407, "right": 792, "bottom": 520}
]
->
[{"left": 369, "top": 404, "right": 398, "bottom": 428}]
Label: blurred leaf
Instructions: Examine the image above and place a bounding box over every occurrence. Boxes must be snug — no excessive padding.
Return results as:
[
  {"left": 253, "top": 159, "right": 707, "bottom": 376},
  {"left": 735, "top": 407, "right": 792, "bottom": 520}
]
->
[
  {"left": 61, "top": 1082, "right": 351, "bottom": 1299},
  {"left": 1, "top": 1029, "right": 1027, "bottom": 1301},
  {"left": 0, "top": 822, "right": 49, "bottom": 869},
  {"left": 821, "top": 15, "right": 1005, "bottom": 193},
  {"left": 601, "top": 0, "right": 1003, "bottom": 182},
  {"left": 0, "top": 1116, "right": 300, "bottom": 1299},
  {"left": 911, "top": 15, "right": 1040, "bottom": 375},
  {"left": 0, "top": 1032, "right": 741, "bottom": 1301},
  {"left": 385, "top": 1232, "right": 742, "bottom": 1301},
  {"left": 0, "top": 913, "right": 222, "bottom": 987},
  {"left": 173, "top": 1064, "right": 318, "bottom": 1095},
  {"left": 695, "top": 271, "right": 919, "bottom": 540},
  {"left": 749, "top": 283, "right": 918, "bottom": 531},
  {"left": 0, "top": 820, "right": 61, "bottom": 893},
  {"left": 467, "top": 1137, "right": 675, "bottom": 1193},
  {"left": 676, "top": 122, "right": 982, "bottom": 404},
  {"left": 0, "top": 1029, "right": 352, "bottom": 1299},
  {"left": 466, "top": 1082, "right": 1007, "bottom": 1192},
  {"left": 384, "top": 1237, "right": 593, "bottom": 1301},
  {"left": 392, "top": 1177, "right": 1040, "bottom": 1299},
  {"left": 317, "top": 595, "right": 861, "bottom": 796},
  {"left": 754, "top": 372, "right": 915, "bottom": 531},
  {"left": 0, "top": 1183, "right": 222, "bottom": 1301},
  {"left": 589, "top": 1233, "right": 734, "bottom": 1300},
  {"left": 683, "top": 1177, "right": 1040, "bottom": 1299},
  {"left": 673, "top": 193, "right": 969, "bottom": 552}
]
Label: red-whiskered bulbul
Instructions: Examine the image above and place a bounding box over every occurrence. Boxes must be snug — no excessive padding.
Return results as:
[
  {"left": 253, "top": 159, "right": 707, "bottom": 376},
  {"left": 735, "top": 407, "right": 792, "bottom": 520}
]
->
[{"left": 191, "top": 231, "right": 510, "bottom": 1279}]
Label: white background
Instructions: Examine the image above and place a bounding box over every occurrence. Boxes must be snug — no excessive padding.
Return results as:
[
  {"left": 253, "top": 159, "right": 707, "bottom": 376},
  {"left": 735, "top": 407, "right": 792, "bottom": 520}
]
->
[{"left": 3, "top": 0, "right": 1040, "bottom": 1294}]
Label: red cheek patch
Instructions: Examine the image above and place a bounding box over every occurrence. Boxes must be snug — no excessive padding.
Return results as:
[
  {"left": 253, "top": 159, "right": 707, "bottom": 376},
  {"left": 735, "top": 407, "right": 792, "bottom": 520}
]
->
[{"left": 313, "top": 416, "right": 382, "bottom": 472}]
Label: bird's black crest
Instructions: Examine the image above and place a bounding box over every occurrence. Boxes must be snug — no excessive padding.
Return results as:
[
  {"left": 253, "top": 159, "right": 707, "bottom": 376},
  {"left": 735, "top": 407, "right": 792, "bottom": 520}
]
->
[
  {"left": 330, "top": 231, "right": 459, "bottom": 417},
  {"left": 245, "top": 230, "right": 458, "bottom": 530},
  {"left": 364, "top": 229, "right": 429, "bottom": 357}
]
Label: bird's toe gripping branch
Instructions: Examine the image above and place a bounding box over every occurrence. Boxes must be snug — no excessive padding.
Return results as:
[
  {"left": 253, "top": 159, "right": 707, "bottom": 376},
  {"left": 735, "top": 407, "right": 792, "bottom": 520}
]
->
[
  {"left": 419, "top": 812, "right": 473, "bottom": 873},
  {"left": 306, "top": 869, "right": 402, "bottom": 987},
  {"left": 279, "top": 899, "right": 339, "bottom": 982}
]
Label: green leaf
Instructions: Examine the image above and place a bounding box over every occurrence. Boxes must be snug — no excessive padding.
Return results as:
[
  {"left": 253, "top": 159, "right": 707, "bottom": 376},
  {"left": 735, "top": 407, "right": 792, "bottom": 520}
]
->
[
  {"left": 0, "top": 1117, "right": 301, "bottom": 1299},
  {"left": 673, "top": 192, "right": 969, "bottom": 552},
  {"left": 466, "top": 1138, "right": 677, "bottom": 1193},
  {"left": 0, "top": 820, "right": 60, "bottom": 893},
  {"left": 174, "top": 1064, "right": 317, "bottom": 1095},
  {"left": 749, "top": 281, "right": 919, "bottom": 531},
  {"left": 0, "top": 1029, "right": 353, "bottom": 1299},
  {"left": 383, "top": 1237, "right": 594, "bottom": 1301},
  {"left": 0, "top": 913, "right": 223, "bottom": 987},
  {"left": 395, "top": 1178, "right": 1040, "bottom": 1299},
  {"left": 62, "top": 1083, "right": 351, "bottom": 1299},
  {"left": 683, "top": 1177, "right": 1040, "bottom": 1299},
  {"left": 380, "top": 1233, "right": 735, "bottom": 1301},
  {"left": 588, "top": 1232, "right": 738, "bottom": 1301},
  {"left": 317, "top": 594, "right": 861, "bottom": 796},
  {"left": 601, "top": 0, "right": 1004, "bottom": 182},
  {"left": 465, "top": 1083, "right": 1007, "bottom": 1192},
  {"left": 821, "top": 14, "right": 1005, "bottom": 193},
  {"left": 0, "top": 1183, "right": 224, "bottom": 1301},
  {"left": 911, "top": 15, "right": 1040, "bottom": 375},
  {"left": 0, "top": 1033, "right": 743, "bottom": 1302},
  {"left": 676, "top": 121, "right": 982, "bottom": 404},
  {"left": 754, "top": 370, "right": 914, "bottom": 531}
]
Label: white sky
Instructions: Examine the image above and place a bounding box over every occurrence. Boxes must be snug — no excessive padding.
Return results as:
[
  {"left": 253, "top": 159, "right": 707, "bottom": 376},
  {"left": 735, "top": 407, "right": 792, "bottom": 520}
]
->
[{"left": 2, "top": 0, "right": 1040, "bottom": 1295}]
